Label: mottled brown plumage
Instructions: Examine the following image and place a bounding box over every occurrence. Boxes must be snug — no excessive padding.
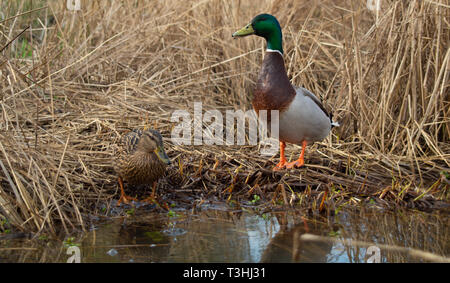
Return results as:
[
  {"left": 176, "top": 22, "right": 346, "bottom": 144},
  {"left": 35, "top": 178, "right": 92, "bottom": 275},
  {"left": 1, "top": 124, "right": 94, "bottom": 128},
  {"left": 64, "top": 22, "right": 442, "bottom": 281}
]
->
[{"left": 114, "top": 129, "right": 171, "bottom": 205}]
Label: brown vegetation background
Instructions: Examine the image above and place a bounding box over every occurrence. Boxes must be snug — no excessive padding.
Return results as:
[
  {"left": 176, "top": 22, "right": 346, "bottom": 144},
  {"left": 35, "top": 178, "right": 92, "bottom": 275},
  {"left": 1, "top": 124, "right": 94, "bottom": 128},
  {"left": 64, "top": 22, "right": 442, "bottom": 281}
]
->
[{"left": 0, "top": 0, "right": 448, "bottom": 232}]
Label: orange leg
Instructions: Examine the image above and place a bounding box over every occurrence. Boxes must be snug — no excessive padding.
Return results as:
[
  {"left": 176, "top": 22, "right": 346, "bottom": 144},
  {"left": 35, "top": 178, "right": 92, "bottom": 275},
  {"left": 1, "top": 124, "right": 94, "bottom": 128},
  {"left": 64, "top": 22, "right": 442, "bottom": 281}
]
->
[
  {"left": 117, "top": 177, "right": 137, "bottom": 206},
  {"left": 286, "top": 140, "right": 307, "bottom": 169},
  {"left": 142, "top": 182, "right": 169, "bottom": 210},
  {"left": 142, "top": 181, "right": 158, "bottom": 203},
  {"left": 273, "top": 141, "right": 288, "bottom": 171}
]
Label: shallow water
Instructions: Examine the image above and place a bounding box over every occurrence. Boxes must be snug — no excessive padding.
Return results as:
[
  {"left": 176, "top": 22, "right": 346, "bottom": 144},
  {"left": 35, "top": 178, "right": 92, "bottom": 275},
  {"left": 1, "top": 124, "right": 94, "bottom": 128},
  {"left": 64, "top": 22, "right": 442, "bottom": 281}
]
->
[{"left": 0, "top": 206, "right": 448, "bottom": 263}]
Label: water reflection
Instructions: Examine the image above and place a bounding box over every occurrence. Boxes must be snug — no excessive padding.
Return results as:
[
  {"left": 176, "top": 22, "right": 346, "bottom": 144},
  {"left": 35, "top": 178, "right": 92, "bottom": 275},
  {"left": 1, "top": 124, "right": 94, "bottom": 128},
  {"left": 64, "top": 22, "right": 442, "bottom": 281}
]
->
[
  {"left": 261, "top": 215, "right": 335, "bottom": 263},
  {"left": 0, "top": 207, "right": 448, "bottom": 262}
]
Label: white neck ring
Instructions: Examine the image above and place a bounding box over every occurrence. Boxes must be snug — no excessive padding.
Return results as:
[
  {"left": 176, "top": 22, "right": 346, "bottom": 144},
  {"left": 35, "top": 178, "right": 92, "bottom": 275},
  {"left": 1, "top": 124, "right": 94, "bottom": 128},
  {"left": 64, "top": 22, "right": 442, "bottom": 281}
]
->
[{"left": 266, "top": 49, "right": 283, "bottom": 56}]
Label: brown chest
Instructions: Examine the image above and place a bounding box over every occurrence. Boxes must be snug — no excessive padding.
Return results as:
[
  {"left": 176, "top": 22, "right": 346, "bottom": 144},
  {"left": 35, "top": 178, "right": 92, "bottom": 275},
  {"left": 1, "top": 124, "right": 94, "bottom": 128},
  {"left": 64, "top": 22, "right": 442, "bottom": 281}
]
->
[
  {"left": 252, "top": 52, "right": 295, "bottom": 118},
  {"left": 115, "top": 152, "right": 166, "bottom": 185}
]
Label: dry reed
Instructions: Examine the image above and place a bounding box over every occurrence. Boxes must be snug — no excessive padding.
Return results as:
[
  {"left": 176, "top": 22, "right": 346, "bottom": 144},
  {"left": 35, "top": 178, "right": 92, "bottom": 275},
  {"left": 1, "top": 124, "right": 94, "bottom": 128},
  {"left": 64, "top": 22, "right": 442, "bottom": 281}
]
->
[{"left": 0, "top": 0, "right": 448, "bottom": 233}]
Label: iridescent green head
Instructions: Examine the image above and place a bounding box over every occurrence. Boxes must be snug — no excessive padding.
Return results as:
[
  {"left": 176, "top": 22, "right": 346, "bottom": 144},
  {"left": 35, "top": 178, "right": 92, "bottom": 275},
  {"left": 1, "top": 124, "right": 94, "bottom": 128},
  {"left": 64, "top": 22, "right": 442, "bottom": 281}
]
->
[{"left": 232, "top": 14, "right": 283, "bottom": 54}]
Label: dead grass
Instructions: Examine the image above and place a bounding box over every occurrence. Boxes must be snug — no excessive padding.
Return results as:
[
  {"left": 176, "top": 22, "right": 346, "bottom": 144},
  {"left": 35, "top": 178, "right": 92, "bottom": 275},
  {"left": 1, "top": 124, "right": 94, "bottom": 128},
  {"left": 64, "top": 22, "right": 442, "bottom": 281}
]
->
[{"left": 0, "top": 0, "right": 448, "bottom": 233}]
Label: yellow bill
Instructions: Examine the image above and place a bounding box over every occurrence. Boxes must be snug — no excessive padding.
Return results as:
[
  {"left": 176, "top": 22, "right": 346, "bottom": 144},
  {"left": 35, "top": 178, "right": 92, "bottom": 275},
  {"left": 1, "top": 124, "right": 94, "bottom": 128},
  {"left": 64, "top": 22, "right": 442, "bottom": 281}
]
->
[
  {"left": 154, "top": 146, "right": 171, "bottom": 165},
  {"left": 232, "top": 23, "right": 255, "bottom": 38}
]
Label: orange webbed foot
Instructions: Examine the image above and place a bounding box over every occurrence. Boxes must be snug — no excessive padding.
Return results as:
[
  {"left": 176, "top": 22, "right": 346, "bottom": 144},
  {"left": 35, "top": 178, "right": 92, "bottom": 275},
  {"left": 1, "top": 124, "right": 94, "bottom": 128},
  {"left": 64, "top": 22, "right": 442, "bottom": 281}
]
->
[
  {"left": 141, "top": 181, "right": 160, "bottom": 205},
  {"left": 117, "top": 194, "right": 137, "bottom": 206},
  {"left": 117, "top": 176, "right": 137, "bottom": 206},
  {"left": 141, "top": 196, "right": 156, "bottom": 204},
  {"left": 273, "top": 159, "right": 288, "bottom": 171},
  {"left": 285, "top": 158, "right": 305, "bottom": 169},
  {"left": 285, "top": 141, "right": 307, "bottom": 169}
]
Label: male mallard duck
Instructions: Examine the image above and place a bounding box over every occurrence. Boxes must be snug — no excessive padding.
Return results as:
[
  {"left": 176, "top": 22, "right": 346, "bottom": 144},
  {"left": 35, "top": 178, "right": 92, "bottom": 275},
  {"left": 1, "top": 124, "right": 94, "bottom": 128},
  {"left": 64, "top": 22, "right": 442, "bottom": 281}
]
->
[
  {"left": 114, "top": 129, "right": 171, "bottom": 205},
  {"left": 232, "top": 14, "right": 339, "bottom": 171}
]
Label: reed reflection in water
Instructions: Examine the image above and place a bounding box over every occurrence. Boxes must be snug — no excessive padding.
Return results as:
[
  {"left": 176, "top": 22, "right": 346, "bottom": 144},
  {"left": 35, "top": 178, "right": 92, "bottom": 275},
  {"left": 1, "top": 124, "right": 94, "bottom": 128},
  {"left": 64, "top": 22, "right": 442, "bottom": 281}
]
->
[{"left": 0, "top": 208, "right": 448, "bottom": 262}]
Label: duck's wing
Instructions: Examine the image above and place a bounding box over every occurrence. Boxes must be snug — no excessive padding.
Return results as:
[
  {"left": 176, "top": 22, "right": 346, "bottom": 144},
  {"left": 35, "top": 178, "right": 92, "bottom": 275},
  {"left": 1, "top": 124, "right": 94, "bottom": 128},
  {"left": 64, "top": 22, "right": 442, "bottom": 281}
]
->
[
  {"left": 296, "top": 87, "right": 330, "bottom": 118},
  {"left": 119, "top": 129, "right": 143, "bottom": 155}
]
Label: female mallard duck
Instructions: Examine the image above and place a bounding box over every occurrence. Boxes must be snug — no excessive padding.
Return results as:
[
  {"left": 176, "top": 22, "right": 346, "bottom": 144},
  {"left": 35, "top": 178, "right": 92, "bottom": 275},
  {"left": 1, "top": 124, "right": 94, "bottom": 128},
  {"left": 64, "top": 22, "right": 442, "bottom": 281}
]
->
[
  {"left": 232, "top": 14, "right": 339, "bottom": 171},
  {"left": 114, "top": 129, "right": 171, "bottom": 205}
]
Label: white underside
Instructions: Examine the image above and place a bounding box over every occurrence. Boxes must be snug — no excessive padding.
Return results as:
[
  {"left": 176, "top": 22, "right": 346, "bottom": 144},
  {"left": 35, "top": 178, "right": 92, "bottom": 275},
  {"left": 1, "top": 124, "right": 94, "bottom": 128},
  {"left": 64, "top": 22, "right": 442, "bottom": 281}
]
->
[{"left": 279, "top": 87, "right": 331, "bottom": 144}]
